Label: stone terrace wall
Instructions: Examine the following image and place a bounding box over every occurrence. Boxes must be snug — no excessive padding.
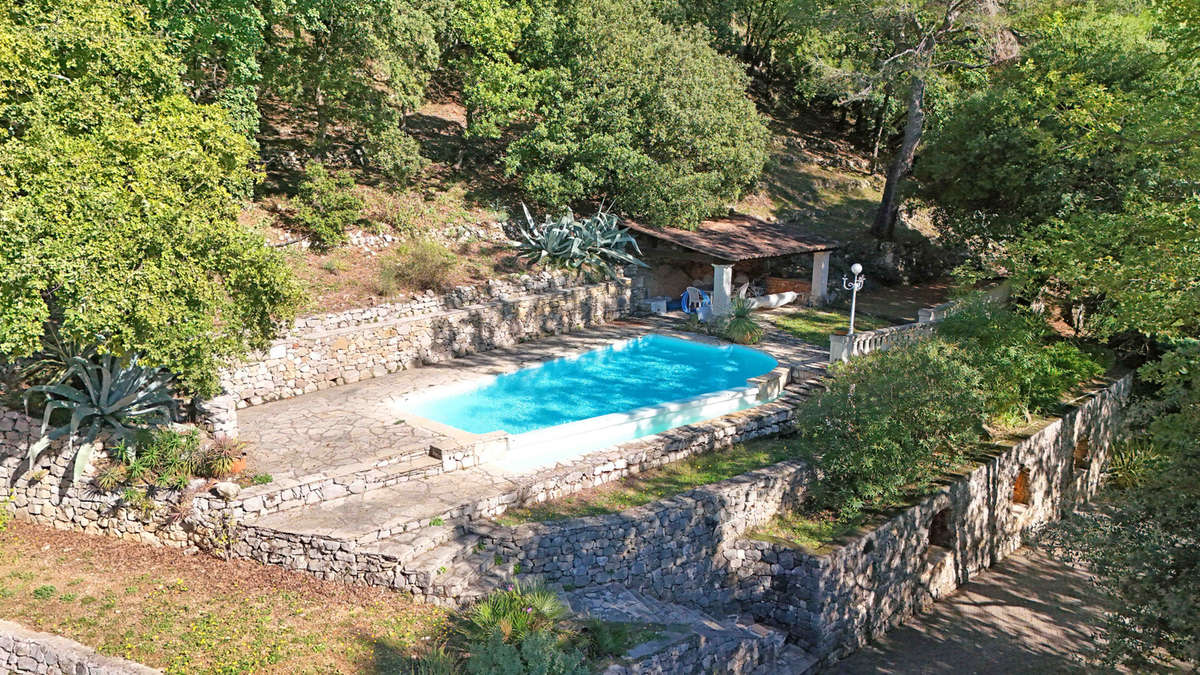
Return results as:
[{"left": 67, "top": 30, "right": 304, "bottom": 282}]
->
[
  {"left": 0, "top": 620, "right": 159, "bottom": 674},
  {"left": 723, "top": 375, "right": 1132, "bottom": 665},
  {"left": 477, "top": 460, "right": 814, "bottom": 608},
  {"left": 219, "top": 270, "right": 635, "bottom": 409}
]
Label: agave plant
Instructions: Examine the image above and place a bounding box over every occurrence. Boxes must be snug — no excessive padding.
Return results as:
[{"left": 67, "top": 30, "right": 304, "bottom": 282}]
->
[
  {"left": 24, "top": 353, "right": 178, "bottom": 482},
  {"left": 510, "top": 205, "right": 648, "bottom": 279},
  {"left": 724, "top": 298, "right": 764, "bottom": 344}
]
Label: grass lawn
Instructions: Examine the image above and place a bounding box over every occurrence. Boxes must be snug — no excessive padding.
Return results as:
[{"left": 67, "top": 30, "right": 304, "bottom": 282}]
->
[
  {"left": 0, "top": 521, "right": 448, "bottom": 674},
  {"left": 747, "top": 511, "right": 865, "bottom": 554},
  {"left": 497, "top": 438, "right": 806, "bottom": 525},
  {"left": 772, "top": 307, "right": 892, "bottom": 347}
]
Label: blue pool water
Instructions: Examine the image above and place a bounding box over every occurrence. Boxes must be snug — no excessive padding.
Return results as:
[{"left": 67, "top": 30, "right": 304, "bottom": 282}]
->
[{"left": 403, "top": 335, "right": 777, "bottom": 435}]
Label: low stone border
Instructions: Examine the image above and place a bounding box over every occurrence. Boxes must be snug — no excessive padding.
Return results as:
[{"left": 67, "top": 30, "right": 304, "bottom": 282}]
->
[{"left": 0, "top": 620, "right": 159, "bottom": 674}]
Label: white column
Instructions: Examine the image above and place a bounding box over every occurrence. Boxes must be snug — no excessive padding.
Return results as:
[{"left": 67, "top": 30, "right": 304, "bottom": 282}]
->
[
  {"left": 712, "top": 263, "right": 734, "bottom": 316},
  {"left": 810, "top": 251, "right": 831, "bottom": 306}
]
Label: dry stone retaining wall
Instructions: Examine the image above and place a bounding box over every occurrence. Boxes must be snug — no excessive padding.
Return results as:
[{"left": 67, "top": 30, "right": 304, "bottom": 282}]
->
[
  {"left": 477, "top": 460, "right": 814, "bottom": 608},
  {"left": 0, "top": 620, "right": 159, "bottom": 674},
  {"left": 722, "top": 375, "right": 1132, "bottom": 666},
  {"left": 218, "top": 271, "right": 637, "bottom": 410}
]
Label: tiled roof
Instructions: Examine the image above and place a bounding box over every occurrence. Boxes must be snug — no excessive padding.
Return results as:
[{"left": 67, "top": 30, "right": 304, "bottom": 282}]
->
[{"left": 625, "top": 214, "right": 839, "bottom": 262}]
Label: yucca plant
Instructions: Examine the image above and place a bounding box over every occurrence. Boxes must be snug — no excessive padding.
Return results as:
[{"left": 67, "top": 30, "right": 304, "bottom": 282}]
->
[
  {"left": 25, "top": 353, "right": 178, "bottom": 482},
  {"left": 510, "top": 205, "right": 647, "bottom": 279},
  {"left": 724, "top": 298, "right": 764, "bottom": 344}
]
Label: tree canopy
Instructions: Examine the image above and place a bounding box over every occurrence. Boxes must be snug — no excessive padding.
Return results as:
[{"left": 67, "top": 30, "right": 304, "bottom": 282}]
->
[
  {"left": 456, "top": 0, "right": 769, "bottom": 228},
  {"left": 0, "top": 0, "right": 301, "bottom": 397}
]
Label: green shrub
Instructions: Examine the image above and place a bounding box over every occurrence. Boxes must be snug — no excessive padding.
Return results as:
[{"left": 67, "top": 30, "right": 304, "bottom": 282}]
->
[
  {"left": 0, "top": 0, "right": 301, "bottom": 398},
  {"left": 462, "top": 582, "right": 569, "bottom": 647},
  {"left": 802, "top": 339, "right": 987, "bottom": 517},
  {"left": 724, "top": 298, "right": 763, "bottom": 345},
  {"left": 575, "top": 619, "right": 655, "bottom": 660},
  {"left": 378, "top": 239, "right": 462, "bottom": 294},
  {"left": 510, "top": 207, "right": 646, "bottom": 279},
  {"left": 936, "top": 299, "right": 1102, "bottom": 424},
  {"left": 371, "top": 128, "right": 427, "bottom": 184},
  {"left": 464, "top": 631, "right": 589, "bottom": 675},
  {"left": 1106, "top": 437, "right": 1165, "bottom": 490},
  {"left": 458, "top": 0, "right": 768, "bottom": 228},
  {"left": 292, "top": 162, "right": 364, "bottom": 251}
]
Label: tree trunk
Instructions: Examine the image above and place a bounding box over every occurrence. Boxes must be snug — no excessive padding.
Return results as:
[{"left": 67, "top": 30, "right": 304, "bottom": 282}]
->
[
  {"left": 872, "top": 73, "right": 926, "bottom": 239},
  {"left": 870, "top": 90, "right": 891, "bottom": 172}
]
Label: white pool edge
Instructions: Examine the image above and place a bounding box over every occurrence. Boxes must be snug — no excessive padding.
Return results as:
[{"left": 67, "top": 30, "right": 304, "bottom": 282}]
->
[{"left": 401, "top": 334, "right": 792, "bottom": 473}]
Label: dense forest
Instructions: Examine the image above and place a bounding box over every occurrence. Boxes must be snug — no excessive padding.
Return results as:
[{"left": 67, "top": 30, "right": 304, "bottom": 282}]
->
[{"left": 0, "top": 0, "right": 1197, "bottom": 667}]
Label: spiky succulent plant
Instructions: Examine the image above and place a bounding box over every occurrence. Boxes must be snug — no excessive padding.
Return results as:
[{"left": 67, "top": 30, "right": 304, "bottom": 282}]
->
[
  {"left": 25, "top": 353, "right": 178, "bottom": 482},
  {"left": 510, "top": 205, "right": 647, "bottom": 279}
]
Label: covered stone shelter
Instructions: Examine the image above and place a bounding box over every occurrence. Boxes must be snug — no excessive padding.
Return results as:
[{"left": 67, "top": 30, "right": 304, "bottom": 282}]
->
[{"left": 626, "top": 214, "right": 840, "bottom": 315}]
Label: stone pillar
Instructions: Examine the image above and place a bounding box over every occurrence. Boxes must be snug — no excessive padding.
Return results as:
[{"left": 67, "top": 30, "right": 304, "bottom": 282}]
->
[
  {"left": 712, "top": 263, "right": 734, "bottom": 316},
  {"left": 810, "top": 251, "right": 831, "bottom": 306}
]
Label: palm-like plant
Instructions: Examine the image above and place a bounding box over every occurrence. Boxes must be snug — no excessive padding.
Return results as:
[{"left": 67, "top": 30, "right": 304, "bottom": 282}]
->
[
  {"left": 724, "top": 298, "right": 764, "bottom": 344},
  {"left": 511, "top": 205, "right": 648, "bottom": 279},
  {"left": 25, "top": 353, "right": 178, "bottom": 482}
]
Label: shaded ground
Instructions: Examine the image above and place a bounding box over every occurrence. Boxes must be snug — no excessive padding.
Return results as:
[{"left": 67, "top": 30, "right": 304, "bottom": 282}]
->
[
  {"left": 0, "top": 520, "right": 447, "bottom": 674},
  {"left": 828, "top": 546, "right": 1113, "bottom": 674}
]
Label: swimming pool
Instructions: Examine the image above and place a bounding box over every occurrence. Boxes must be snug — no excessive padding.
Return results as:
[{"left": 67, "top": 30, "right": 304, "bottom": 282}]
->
[{"left": 401, "top": 334, "right": 782, "bottom": 469}]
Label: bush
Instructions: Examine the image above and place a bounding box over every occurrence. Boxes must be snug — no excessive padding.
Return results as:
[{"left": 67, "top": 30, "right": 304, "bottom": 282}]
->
[
  {"left": 370, "top": 128, "right": 427, "bottom": 184},
  {"left": 378, "top": 239, "right": 462, "bottom": 294},
  {"left": 723, "top": 298, "right": 763, "bottom": 345},
  {"left": 464, "top": 631, "right": 588, "bottom": 675},
  {"left": 936, "top": 299, "right": 1103, "bottom": 424},
  {"left": 801, "top": 339, "right": 987, "bottom": 517},
  {"left": 510, "top": 207, "right": 646, "bottom": 279},
  {"left": 459, "top": 0, "right": 768, "bottom": 228},
  {"left": 0, "top": 0, "right": 301, "bottom": 398},
  {"left": 462, "top": 582, "right": 569, "bottom": 646},
  {"left": 292, "top": 162, "right": 364, "bottom": 251}
]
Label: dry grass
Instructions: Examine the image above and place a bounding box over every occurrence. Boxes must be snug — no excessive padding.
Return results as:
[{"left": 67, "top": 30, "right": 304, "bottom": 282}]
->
[{"left": 0, "top": 521, "right": 448, "bottom": 674}]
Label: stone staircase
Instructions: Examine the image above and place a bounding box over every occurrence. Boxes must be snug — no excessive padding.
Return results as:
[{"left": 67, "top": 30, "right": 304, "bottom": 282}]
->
[{"left": 562, "top": 584, "right": 817, "bottom": 675}]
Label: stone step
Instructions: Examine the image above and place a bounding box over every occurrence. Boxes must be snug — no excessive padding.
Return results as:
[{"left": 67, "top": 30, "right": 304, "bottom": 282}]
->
[
  {"left": 565, "top": 584, "right": 787, "bottom": 675},
  {"left": 230, "top": 447, "right": 444, "bottom": 519},
  {"left": 754, "top": 645, "right": 819, "bottom": 675},
  {"left": 242, "top": 464, "right": 522, "bottom": 544},
  {"left": 355, "top": 523, "right": 460, "bottom": 566}
]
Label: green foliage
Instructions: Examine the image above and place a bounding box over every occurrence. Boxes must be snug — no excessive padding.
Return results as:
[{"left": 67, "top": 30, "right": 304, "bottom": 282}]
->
[
  {"left": 936, "top": 300, "right": 1103, "bottom": 424},
  {"left": 801, "top": 339, "right": 987, "bottom": 517},
  {"left": 145, "top": 0, "right": 266, "bottom": 140},
  {"left": 378, "top": 239, "right": 462, "bottom": 293},
  {"left": 723, "top": 298, "right": 763, "bottom": 345},
  {"left": 371, "top": 128, "right": 427, "bottom": 184},
  {"left": 292, "top": 162, "right": 364, "bottom": 251},
  {"left": 0, "top": 0, "right": 302, "bottom": 397},
  {"left": 574, "top": 619, "right": 658, "bottom": 660},
  {"left": 772, "top": 308, "right": 891, "bottom": 348},
  {"left": 1047, "top": 344, "right": 1200, "bottom": 669},
  {"left": 259, "top": 0, "right": 440, "bottom": 152},
  {"left": 26, "top": 354, "right": 178, "bottom": 483},
  {"left": 464, "top": 631, "right": 589, "bottom": 675},
  {"left": 462, "top": 582, "right": 569, "bottom": 646},
  {"left": 1105, "top": 438, "right": 1164, "bottom": 491},
  {"left": 510, "top": 207, "right": 646, "bottom": 279},
  {"left": 919, "top": 6, "right": 1200, "bottom": 340},
  {"left": 458, "top": 0, "right": 769, "bottom": 228}
]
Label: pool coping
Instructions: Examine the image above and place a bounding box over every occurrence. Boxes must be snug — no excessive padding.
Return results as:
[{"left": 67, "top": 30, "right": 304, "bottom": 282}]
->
[{"left": 398, "top": 331, "right": 793, "bottom": 472}]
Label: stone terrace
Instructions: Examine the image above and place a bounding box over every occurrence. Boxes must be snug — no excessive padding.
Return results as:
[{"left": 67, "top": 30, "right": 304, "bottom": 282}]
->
[{"left": 217, "top": 317, "right": 830, "bottom": 606}]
